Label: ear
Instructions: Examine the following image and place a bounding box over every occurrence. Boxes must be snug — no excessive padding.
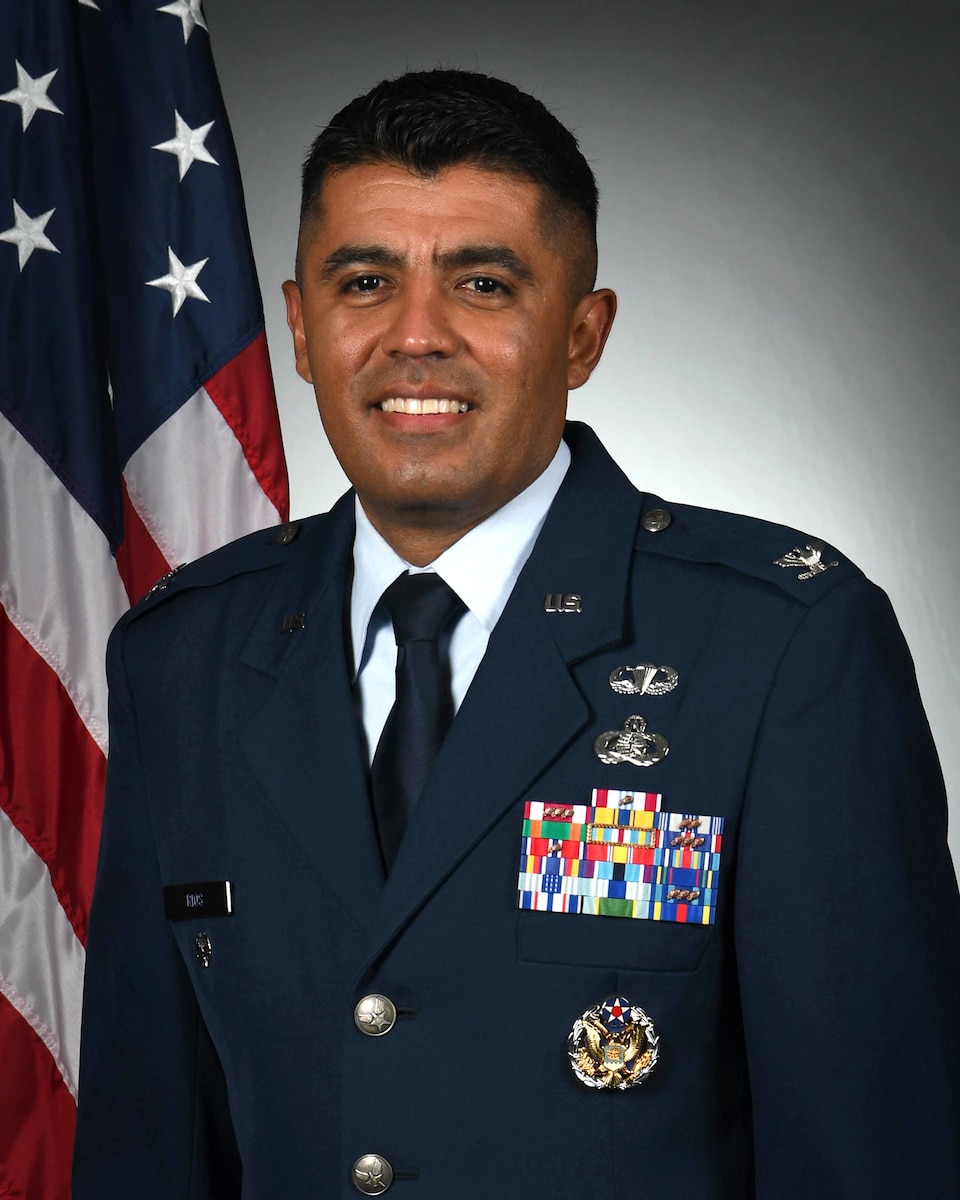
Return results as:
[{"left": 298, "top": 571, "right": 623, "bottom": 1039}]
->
[
  {"left": 281, "top": 279, "right": 314, "bottom": 384},
  {"left": 567, "top": 288, "right": 617, "bottom": 390}
]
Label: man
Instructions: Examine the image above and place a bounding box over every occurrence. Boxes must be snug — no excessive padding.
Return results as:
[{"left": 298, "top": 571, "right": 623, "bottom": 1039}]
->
[{"left": 74, "top": 70, "right": 960, "bottom": 1197}]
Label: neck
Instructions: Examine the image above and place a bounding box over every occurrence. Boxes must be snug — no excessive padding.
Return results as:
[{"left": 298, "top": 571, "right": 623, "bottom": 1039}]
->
[{"left": 361, "top": 512, "right": 483, "bottom": 566}]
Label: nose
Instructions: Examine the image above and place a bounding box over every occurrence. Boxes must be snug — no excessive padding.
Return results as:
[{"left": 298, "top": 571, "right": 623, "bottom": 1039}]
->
[{"left": 379, "top": 282, "right": 458, "bottom": 359}]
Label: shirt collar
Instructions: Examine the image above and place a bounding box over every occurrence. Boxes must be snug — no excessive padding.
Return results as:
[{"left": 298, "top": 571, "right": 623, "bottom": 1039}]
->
[{"left": 350, "top": 438, "right": 571, "bottom": 676}]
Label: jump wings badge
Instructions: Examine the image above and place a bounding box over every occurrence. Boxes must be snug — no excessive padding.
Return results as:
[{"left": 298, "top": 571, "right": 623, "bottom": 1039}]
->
[
  {"left": 594, "top": 715, "right": 669, "bottom": 767},
  {"left": 608, "top": 663, "right": 678, "bottom": 697},
  {"left": 773, "top": 539, "right": 839, "bottom": 580},
  {"left": 568, "top": 996, "right": 659, "bottom": 1090}
]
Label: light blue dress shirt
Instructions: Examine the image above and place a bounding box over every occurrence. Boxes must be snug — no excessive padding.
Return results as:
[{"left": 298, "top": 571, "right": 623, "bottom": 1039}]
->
[{"left": 350, "top": 440, "right": 571, "bottom": 763}]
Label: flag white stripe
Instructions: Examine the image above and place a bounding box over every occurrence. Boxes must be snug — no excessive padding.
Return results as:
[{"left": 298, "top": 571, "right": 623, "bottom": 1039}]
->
[
  {"left": 0, "top": 412, "right": 128, "bottom": 754},
  {"left": 123, "top": 386, "right": 281, "bottom": 570},
  {"left": 0, "top": 806, "right": 85, "bottom": 1097}
]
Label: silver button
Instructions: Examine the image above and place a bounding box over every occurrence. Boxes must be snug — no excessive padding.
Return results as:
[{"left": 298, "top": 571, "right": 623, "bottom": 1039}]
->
[
  {"left": 642, "top": 507, "right": 672, "bottom": 533},
  {"left": 354, "top": 994, "right": 397, "bottom": 1037},
  {"left": 351, "top": 1153, "right": 394, "bottom": 1194}
]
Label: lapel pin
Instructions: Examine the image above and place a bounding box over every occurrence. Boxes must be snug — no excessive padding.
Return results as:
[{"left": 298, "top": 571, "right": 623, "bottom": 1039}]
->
[
  {"left": 280, "top": 611, "right": 306, "bottom": 634},
  {"left": 544, "top": 593, "right": 582, "bottom": 613},
  {"left": 195, "top": 932, "right": 212, "bottom": 968},
  {"left": 594, "top": 715, "right": 669, "bottom": 767},
  {"left": 773, "top": 539, "right": 839, "bottom": 580},
  {"left": 609, "top": 663, "right": 678, "bottom": 697},
  {"left": 568, "top": 996, "right": 659, "bottom": 1090}
]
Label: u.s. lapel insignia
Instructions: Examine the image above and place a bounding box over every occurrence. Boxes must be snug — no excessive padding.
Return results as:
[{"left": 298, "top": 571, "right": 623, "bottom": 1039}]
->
[
  {"left": 568, "top": 996, "right": 659, "bottom": 1090},
  {"left": 594, "top": 715, "right": 669, "bottom": 767},
  {"left": 773, "top": 539, "right": 839, "bottom": 580},
  {"left": 609, "top": 663, "right": 678, "bottom": 696},
  {"left": 544, "top": 592, "right": 582, "bottom": 613}
]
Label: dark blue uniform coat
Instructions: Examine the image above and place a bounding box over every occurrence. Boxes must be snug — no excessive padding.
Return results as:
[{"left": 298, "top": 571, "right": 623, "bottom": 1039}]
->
[{"left": 73, "top": 423, "right": 960, "bottom": 1198}]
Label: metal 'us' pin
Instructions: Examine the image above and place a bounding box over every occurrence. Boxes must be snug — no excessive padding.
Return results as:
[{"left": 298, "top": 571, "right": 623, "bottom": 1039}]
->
[
  {"left": 773, "top": 539, "right": 839, "bottom": 580},
  {"left": 609, "top": 663, "right": 678, "bottom": 697},
  {"left": 594, "top": 715, "right": 669, "bottom": 767},
  {"left": 568, "top": 995, "right": 659, "bottom": 1090},
  {"left": 195, "top": 932, "right": 212, "bottom": 968},
  {"left": 544, "top": 592, "right": 582, "bottom": 613}
]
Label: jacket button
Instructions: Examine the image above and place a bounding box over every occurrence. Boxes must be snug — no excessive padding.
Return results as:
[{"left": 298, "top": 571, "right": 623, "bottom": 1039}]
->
[
  {"left": 354, "top": 994, "right": 397, "bottom": 1037},
  {"left": 351, "top": 1153, "right": 394, "bottom": 1194},
  {"left": 642, "top": 507, "right": 672, "bottom": 533}
]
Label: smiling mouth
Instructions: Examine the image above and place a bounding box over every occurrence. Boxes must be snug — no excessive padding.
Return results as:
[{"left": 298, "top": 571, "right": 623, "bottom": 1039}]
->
[{"left": 380, "top": 398, "right": 470, "bottom": 414}]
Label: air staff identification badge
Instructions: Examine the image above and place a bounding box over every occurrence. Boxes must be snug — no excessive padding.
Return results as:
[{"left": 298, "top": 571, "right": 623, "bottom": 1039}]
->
[
  {"left": 568, "top": 996, "right": 659, "bottom": 1090},
  {"left": 517, "top": 789, "right": 724, "bottom": 924}
]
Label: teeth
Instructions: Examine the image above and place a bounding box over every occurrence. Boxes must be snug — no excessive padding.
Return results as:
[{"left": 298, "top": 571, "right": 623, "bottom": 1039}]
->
[{"left": 380, "top": 398, "right": 469, "bottom": 414}]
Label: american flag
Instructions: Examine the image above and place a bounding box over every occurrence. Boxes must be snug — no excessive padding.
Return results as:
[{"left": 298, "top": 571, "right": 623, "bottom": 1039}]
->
[{"left": 0, "top": 1, "right": 289, "bottom": 1193}]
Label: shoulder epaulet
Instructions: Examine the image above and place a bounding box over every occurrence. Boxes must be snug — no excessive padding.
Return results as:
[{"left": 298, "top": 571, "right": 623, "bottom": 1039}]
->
[
  {"left": 124, "top": 517, "right": 321, "bottom": 623},
  {"left": 635, "top": 494, "right": 863, "bottom": 604}
]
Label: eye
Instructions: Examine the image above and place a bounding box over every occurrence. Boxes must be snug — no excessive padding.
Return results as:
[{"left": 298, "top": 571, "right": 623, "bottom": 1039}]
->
[
  {"left": 467, "top": 277, "right": 503, "bottom": 293},
  {"left": 346, "top": 274, "right": 384, "bottom": 292}
]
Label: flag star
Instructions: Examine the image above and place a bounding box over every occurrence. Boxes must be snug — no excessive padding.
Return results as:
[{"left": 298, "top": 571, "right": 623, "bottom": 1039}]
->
[
  {"left": 146, "top": 248, "right": 210, "bottom": 316},
  {"left": 152, "top": 110, "right": 218, "bottom": 180},
  {"left": 157, "top": 0, "right": 208, "bottom": 43},
  {"left": 0, "top": 201, "right": 60, "bottom": 270},
  {"left": 0, "top": 61, "right": 64, "bottom": 131}
]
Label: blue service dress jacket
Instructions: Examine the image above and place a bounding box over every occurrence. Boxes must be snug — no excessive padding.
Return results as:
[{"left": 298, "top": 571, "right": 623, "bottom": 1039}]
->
[{"left": 73, "top": 422, "right": 960, "bottom": 1199}]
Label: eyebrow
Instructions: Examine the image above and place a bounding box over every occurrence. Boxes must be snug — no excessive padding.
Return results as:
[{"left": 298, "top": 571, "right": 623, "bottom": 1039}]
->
[
  {"left": 318, "top": 243, "right": 535, "bottom": 283},
  {"left": 435, "top": 245, "right": 534, "bottom": 282},
  {"left": 318, "top": 245, "right": 404, "bottom": 281}
]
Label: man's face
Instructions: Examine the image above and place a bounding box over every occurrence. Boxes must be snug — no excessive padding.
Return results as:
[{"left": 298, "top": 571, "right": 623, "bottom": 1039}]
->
[{"left": 283, "top": 162, "right": 614, "bottom": 556}]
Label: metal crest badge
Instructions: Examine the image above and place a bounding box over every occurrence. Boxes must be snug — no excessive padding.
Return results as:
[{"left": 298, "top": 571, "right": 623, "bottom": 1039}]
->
[
  {"left": 609, "top": 663, "right": 678, "bottom": 696},
  {"left": 594, "top": 715, "right": 669, "bottom": 767},
  {"left": 773, "top": 539, "right": 839, "bottom": 580},
  {"left": 568, "top": 996, "right": 659, "bottom": 1090}
]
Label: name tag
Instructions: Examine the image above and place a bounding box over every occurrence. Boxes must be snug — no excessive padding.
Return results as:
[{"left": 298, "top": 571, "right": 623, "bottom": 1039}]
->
[{"left": 163, "top": 881, "right": 233, "bottom": 921}]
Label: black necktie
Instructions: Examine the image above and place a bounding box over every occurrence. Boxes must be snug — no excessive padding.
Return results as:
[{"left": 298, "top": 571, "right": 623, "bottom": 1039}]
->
[{"left": 370, "top": 572, "right": 465, "bottom": 870}]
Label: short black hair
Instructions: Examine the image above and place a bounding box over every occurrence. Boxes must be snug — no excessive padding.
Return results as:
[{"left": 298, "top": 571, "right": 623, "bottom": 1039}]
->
[{"left": 297, "top": 69, "right": 599, "bottom": 292}]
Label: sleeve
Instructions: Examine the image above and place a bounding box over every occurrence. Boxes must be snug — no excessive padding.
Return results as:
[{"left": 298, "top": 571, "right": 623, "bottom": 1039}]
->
[
  {"left": 72, "top": 623, "right": 241, "bottom": 1199},
  {"left": 735, "top": 576, "right": 960, "bottom": 1198}
]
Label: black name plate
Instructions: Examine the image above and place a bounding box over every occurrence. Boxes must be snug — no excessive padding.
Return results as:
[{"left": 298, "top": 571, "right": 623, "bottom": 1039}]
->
[{"left": 164, "top": 881, "right": 233, "bottom": 921}]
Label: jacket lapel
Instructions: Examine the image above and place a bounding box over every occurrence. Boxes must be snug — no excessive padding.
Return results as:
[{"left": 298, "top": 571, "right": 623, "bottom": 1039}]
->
[
  {"left": 238, "top": 495, "right": 384, "bottom": 931},
  {"left": 361, "top": 425, "right": 644, "bottom": 968}
]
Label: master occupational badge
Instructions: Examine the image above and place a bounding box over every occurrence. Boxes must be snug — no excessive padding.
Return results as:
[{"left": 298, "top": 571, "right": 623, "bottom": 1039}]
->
[{"left": 568, "top": 995, "right": 659, "bottom": 1090}]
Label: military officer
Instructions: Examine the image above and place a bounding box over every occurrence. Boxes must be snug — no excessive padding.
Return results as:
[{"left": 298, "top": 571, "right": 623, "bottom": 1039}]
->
[{"left": 73, "top": 69, "right": 960, "bottom": 1198}]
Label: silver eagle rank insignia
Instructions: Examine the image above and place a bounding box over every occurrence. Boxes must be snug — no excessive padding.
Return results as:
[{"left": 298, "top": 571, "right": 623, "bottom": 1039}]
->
[{"left": 773, "top": 539, "right": 839, "bottom": 580}]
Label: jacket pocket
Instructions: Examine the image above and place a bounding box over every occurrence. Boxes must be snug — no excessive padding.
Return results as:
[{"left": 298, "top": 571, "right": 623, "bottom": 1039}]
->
[{"left": 517, "top": 907, "right": 712, "bottom": 972}]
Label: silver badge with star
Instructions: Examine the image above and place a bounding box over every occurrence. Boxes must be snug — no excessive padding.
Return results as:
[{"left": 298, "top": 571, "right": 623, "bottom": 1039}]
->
[{"left": 594, "top": 715, "right": 669, "bottom": 767}]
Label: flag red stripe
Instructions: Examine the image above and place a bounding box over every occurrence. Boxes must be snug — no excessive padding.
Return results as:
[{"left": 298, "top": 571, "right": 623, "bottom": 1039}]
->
[
  {"left": 0, "top": 607, "right": 105, "bottom": 945},
  {"left": 204, "top": 333, "right": 290, "bottom": 523},
  {"left": 0, "top": 992, "right": 76, "bottom": 1200},
  {"left": 114, "top": 477, "right": 175, "bottom": 606}
]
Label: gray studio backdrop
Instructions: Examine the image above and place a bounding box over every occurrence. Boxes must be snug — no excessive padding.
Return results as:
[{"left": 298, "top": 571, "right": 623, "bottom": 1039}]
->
[{"left": 205, "top": 0, "right": 960, "bottom": 866}]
